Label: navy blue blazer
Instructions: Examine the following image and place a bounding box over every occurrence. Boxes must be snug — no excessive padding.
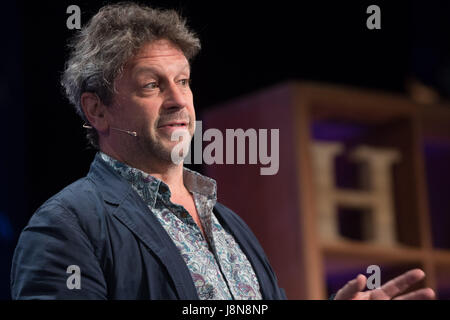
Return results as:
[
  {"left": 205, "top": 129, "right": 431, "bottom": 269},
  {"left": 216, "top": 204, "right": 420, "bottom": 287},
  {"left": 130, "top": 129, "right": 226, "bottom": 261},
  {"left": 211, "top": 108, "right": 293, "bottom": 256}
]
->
[{"left": 11, "top": 154, "right": 286, "bottom": 300}]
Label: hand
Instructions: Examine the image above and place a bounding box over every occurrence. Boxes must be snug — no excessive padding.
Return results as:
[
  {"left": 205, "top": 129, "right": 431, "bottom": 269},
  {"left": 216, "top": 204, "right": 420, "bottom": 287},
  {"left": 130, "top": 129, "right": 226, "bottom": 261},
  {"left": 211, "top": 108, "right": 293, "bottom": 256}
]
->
[{"left": 334, "top": 268, "right": 436, "bottom": 300}]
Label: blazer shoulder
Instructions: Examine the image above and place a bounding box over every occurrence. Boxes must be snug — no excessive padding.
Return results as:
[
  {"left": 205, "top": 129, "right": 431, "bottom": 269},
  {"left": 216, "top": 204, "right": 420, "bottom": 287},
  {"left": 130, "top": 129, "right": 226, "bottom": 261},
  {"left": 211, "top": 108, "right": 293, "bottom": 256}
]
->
[
  {"left": 24, "top": 176, "right": 106, "bottom": 240},
  {"left": 11, "top": 177, "right": 108, "bottom": 299},
  {"left": 50, "top": 176, "right": 101, "bottom": 207}
]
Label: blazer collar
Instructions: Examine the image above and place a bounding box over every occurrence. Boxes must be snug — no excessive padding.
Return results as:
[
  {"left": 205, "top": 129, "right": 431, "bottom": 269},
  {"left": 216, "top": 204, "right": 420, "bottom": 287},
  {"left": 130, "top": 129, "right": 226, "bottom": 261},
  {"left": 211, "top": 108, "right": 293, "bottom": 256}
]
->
[{"left": 87, "top": 153, "right": 132, "bottom": 205}]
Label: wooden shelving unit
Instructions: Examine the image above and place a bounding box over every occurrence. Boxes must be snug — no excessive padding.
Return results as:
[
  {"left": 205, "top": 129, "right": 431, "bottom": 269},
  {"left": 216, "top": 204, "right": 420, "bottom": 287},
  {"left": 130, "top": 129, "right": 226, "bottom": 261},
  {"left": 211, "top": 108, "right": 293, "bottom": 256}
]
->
[{"left": 202, "top": 81, "right": 450, "bottom": 299}]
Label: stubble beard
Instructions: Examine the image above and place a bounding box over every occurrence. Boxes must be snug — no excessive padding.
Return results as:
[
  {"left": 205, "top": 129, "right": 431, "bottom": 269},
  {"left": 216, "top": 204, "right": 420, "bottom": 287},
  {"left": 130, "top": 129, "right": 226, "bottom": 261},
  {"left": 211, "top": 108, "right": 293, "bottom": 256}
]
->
[{"left": 140, "top": 121, "right": 195, "bottom": 165}]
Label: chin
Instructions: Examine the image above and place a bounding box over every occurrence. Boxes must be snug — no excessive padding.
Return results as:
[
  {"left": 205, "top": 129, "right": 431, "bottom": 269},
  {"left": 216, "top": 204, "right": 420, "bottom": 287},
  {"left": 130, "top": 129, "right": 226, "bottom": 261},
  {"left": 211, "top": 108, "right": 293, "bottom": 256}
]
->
[{"left": 151, "top": 142, "right": 188, "bottom": 164}]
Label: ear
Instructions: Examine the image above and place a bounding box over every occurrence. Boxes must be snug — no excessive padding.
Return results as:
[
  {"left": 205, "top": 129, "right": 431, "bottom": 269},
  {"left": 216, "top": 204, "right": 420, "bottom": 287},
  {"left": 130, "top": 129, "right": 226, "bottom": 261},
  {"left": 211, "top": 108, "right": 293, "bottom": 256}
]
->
[{"left": 80, "top": 92, "right": 109, "bottom": 133}]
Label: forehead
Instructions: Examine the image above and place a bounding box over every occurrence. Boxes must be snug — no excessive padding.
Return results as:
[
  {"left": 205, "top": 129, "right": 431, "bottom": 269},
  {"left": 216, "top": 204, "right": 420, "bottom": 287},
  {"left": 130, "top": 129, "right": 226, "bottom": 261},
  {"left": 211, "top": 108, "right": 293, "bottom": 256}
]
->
[{"left": 128, "top": 39, "right": 189, "bottom": 73}]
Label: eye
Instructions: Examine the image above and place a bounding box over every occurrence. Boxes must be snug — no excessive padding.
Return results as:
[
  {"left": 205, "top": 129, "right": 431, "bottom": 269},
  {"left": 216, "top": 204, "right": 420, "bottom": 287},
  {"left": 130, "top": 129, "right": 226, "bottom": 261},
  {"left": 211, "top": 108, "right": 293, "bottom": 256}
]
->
[
  {"left": 177, "top": 78, "right": 191, "bottom": 87},
  {"left": 143, "top": 82, "right": 159, "bottom": 89}
]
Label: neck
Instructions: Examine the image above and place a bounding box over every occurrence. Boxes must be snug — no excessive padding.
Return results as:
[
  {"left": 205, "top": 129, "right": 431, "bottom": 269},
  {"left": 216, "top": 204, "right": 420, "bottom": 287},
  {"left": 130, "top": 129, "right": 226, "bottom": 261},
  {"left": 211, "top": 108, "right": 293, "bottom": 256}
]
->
[{"left": 150, "top": 163, "right": 187, "bottom": 196}]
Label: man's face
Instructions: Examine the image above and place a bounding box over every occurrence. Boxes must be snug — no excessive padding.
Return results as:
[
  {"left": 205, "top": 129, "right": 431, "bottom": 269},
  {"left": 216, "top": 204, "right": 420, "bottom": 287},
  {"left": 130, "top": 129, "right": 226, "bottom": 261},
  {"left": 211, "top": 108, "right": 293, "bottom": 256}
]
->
[{"left": 106, "top": 39, "right": 195, "bottom": 164}]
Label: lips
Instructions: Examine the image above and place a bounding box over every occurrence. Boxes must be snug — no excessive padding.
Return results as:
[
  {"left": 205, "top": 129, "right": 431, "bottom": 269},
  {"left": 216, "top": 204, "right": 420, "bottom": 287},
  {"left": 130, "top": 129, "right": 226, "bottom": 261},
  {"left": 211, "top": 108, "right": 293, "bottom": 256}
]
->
[
  {"left": 157, "top": 120, "right": 190, "bottom": 137},
  {"left": 157, "top": 120, "right": 189, "bottom": 128}
]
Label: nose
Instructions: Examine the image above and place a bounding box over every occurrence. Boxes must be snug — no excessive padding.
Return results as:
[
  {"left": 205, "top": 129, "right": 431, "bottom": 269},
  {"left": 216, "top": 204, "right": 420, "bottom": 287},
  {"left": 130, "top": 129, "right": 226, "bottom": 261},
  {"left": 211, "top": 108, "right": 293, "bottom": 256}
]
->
[{"left": 161, "top": 81, "right": 189, "bottom": 111}]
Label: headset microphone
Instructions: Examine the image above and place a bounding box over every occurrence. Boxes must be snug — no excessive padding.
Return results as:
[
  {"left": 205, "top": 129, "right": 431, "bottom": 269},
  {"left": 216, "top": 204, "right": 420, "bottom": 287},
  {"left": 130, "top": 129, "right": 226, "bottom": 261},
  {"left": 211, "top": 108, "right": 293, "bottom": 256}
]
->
[{"left": 82, "top": 124, "right": 138, "bottom": 137}]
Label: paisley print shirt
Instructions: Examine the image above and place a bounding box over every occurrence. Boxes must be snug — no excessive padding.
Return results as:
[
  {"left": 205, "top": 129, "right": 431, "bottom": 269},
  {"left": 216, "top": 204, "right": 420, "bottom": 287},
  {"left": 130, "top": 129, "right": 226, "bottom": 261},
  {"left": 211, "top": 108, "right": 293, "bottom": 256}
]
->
[{"left": 99, "top": 152, "right": 262, "bottom": 300}]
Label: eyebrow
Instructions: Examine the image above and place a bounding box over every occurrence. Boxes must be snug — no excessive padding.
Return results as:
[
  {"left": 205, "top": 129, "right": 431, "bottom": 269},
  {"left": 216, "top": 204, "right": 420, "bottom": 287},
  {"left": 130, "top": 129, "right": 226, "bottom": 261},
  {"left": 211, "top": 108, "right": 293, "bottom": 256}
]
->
[{"left": 133, "top": 64, "right": 190, "bottom": 78}]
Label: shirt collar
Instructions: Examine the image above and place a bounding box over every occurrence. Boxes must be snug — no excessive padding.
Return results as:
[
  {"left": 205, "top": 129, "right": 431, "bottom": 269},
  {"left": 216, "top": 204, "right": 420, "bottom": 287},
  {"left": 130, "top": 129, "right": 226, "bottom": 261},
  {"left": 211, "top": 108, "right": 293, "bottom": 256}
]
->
[{"left": 98, "top": 151, "right": 217, "bottom": 208}]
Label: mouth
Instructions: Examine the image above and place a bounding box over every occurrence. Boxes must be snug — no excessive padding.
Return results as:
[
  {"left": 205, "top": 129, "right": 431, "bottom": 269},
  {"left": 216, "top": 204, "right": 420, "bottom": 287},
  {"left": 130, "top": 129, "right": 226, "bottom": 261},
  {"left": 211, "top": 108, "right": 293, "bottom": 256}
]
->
[
  {"left": 157, "top": 121, "right": 190, "bottom": 137},
  {"left": 157, "top": 121, "right": 189, "bottom": 128}
]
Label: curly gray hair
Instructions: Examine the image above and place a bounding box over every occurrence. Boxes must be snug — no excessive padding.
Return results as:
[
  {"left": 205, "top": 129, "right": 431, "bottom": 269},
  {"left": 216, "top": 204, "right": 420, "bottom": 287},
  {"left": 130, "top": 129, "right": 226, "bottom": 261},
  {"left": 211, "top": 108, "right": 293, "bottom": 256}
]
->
[{"left": 61, "top": 2, "right": 201, "bottom": 149}]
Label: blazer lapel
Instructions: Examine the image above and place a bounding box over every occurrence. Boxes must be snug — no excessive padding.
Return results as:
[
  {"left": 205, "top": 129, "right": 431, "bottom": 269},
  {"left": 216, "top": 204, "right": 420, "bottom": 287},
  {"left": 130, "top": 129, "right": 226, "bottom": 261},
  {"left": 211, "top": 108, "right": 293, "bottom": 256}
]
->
[
  {"left": 213, "top": 203, "right": 275, "bottom": 300},
  {"left": 87, "top": 153, "right": 199, "bottom": 300}
]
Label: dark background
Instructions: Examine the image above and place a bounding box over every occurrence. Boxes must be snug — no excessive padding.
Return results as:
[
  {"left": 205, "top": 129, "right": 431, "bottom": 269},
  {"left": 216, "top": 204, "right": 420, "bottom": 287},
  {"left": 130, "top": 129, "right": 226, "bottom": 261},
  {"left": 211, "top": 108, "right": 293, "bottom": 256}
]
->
[{"left": 1, "top": 0, "right": 450, "bottom": 299}]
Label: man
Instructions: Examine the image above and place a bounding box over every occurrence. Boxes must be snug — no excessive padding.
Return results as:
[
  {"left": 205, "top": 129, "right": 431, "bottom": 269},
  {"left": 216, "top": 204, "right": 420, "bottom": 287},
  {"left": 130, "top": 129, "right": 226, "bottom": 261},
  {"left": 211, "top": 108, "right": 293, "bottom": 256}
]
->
[{"left": 11, "top": 3, "right": 435, "bottom": 300}]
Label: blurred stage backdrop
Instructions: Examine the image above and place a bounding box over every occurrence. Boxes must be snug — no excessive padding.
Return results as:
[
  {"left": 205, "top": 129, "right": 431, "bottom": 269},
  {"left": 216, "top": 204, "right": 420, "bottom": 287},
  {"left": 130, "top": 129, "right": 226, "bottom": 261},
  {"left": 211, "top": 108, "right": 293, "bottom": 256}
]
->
[{"left": 1, "top": 0, "right": 450, "bottom": 299}]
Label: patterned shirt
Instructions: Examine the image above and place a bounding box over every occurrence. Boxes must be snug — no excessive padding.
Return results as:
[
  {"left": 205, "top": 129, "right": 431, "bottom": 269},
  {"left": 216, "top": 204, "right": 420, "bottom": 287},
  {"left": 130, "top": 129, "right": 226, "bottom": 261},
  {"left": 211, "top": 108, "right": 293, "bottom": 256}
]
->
[{"left": 99, "top": 152, "right": 262, "bottom": 300}]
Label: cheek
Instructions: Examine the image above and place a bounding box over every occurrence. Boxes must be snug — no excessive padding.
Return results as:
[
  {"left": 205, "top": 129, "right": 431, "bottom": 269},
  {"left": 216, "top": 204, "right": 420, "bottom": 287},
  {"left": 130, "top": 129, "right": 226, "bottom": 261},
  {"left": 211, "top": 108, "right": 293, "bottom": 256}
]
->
[
  {"left": 130, "top": 100, "right": 160, "bottom": 127},
  {"left": 187, "top": 96, "right": 196, "bottom": 117},
  {"left": 187, "top": 100, "right": 196, "bottom": 130},
  {"left": 138, "top": 114, "right": 159, "bottom": 137}
]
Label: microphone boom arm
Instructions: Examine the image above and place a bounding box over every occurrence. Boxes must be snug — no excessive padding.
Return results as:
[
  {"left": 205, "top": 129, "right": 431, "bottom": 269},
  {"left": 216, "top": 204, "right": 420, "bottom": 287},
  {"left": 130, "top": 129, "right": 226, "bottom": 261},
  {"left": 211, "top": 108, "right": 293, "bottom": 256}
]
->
[{"left": 82, "top": 123, "right": 137, "bottom": 137}]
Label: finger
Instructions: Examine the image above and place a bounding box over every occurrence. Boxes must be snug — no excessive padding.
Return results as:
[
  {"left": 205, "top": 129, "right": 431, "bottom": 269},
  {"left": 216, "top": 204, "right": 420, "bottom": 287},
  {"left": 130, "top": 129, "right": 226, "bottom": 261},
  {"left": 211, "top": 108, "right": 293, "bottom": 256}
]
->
[
  {"left": 369, "top": 288, "right": 390, "bottom": 300},
  {"left": 335, "top": 274, "right": 367, "bottom": 300},
  {"left": 380, "top": 268, "right": 426, "bottom": 298},
  {"left": 393, "top": 288, "right": 436, "bottom": 300}
]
